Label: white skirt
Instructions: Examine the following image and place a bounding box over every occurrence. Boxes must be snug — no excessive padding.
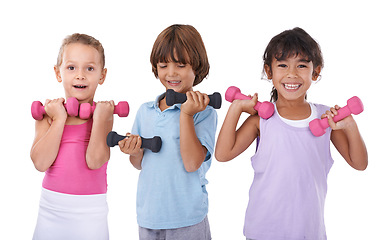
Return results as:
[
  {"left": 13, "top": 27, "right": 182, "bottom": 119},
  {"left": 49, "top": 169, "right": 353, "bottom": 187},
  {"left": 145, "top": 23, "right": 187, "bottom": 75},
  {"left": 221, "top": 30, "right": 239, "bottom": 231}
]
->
[{"left": 33, "top": 188, "right": 109, "bottom": 240}]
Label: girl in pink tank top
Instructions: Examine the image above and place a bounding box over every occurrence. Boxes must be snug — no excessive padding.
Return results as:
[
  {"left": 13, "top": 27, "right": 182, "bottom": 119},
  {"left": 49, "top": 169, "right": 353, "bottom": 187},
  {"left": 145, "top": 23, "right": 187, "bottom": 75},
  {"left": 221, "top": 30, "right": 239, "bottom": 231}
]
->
[
  {"left": 31, "top": 33, "right": 114, "bottom": 240},
  {"left": 215, "top": 28, "right": 368, "bottom": 239}
]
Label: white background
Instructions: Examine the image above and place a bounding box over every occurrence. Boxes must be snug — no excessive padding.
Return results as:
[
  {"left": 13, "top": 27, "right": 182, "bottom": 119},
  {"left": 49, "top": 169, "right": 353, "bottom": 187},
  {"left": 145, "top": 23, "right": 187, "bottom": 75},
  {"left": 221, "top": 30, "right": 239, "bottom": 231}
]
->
[{"left": 1, "top": 0, "right": 382, "bottom": 239}]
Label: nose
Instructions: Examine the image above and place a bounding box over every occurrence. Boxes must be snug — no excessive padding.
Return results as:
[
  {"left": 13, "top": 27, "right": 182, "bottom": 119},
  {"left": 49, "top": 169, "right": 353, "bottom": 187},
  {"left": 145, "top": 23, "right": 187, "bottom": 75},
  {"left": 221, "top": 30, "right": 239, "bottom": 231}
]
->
[
  {"left": 287, "top": 67, "right": 297, "bottom": 78},
  {"left": 167, "top": 64, "right": 177, "bottom": 77},
  {"left": 76, "top": 69, "right": 85, "bottom": 80}
]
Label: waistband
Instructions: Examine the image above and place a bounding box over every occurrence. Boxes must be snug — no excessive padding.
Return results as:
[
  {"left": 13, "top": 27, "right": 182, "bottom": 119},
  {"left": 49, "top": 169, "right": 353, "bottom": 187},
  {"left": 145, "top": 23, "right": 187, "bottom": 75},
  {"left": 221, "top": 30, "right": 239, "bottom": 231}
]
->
[{"left": 40, "top": 188, "right": 108, "bottom": 213}]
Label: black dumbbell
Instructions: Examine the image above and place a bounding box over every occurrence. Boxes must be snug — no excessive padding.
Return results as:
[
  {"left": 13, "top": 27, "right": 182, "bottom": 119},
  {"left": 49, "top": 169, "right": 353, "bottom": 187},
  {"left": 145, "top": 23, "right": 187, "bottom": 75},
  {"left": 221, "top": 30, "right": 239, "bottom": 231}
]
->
[
  {"left": 107, "top": 131, "right": 162, "bottom": 153},
  {"left": 165, "top": 89, "right": 222, "bottom": 109}
]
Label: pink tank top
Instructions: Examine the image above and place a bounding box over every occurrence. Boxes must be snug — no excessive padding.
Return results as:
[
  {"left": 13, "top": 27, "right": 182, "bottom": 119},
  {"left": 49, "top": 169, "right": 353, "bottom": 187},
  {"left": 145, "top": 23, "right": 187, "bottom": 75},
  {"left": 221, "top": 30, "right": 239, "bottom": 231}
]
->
[{"left": 42, "top": 119, "right": 108, "bottom": 195}]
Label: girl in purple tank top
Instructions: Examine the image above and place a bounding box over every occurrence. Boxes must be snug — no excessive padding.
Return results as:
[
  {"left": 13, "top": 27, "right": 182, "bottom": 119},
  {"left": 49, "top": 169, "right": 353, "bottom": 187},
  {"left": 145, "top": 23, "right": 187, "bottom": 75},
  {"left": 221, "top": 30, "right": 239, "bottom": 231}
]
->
[
  {"left": 215, "top": 28, "right": 368, "bottom": 240},
  {"left": 30, "top": 33, "right": 114, "bottom": 240}
]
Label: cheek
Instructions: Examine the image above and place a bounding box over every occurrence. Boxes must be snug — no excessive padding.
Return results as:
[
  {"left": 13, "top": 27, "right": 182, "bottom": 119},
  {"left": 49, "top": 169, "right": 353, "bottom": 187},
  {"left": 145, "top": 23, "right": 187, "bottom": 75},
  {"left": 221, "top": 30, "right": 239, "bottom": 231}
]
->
[
  {"left": 186, "top": 69, "right": 196, "bottom": 81},
  {"left": 156, "top": 69, "right": 165, "bottom": 80}
]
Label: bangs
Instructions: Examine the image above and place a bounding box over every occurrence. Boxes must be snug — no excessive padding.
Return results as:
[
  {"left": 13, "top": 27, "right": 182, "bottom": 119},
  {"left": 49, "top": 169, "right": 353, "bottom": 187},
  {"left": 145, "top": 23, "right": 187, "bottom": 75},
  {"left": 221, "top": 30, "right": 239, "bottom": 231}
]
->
[
  {"left": 273, "top": 35, "right": 313, "bottom": 62},
  {"left": 263, "top": 27, "right": 323, "bottom": 69},
  {"left": 153, "top": 32, "right": 190, "bottom": 65}
]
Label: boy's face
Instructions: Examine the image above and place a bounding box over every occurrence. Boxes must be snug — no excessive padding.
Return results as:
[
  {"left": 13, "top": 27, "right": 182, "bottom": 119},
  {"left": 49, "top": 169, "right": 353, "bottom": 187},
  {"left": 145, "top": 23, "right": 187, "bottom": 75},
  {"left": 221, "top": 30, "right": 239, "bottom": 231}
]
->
[
  {"left": 156, "top": 61, "right": 195, "bottom": 94},
  {"left": 54, "top": 43, "right": 107, "bottom": 103}
]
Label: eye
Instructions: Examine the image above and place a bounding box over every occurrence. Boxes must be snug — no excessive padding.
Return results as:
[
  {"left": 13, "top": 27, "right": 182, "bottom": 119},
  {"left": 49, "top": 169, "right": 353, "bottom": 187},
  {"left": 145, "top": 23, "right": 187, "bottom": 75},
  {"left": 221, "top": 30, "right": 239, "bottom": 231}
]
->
[
  {"left": 68, "top": 66, "right": 75, "bottom": 70},
  {"left": 158, "top": 63, "right": 167, "bottom": 69},
  {"left": 178, "top": 64, "right": 186, "bottom": 68},
  {"left": 277, "top": 64, "right": 287, "bottom": 68},
  {"left": 87, "top": 67, "right": 94, "bottom": 71},
  {"left": 298, "top": 64, "right": 308, "bottom": 68}
]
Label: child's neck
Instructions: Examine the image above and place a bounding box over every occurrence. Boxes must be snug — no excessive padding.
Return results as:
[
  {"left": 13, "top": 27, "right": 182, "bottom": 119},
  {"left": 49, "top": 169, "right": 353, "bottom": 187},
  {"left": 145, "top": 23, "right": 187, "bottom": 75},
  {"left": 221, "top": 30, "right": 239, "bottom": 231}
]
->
[{"left": 275, "top": 98, "right": 311, "bottom": 120}]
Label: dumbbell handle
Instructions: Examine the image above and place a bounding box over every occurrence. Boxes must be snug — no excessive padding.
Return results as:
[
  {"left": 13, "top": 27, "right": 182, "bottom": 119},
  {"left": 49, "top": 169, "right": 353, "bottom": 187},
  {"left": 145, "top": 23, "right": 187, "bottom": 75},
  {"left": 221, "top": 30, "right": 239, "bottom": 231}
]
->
[
  {"left": 31, "top": 97, "right": 79, "bottom": 120},
  {"left": 106, "top": 131, "right": 162, "bottom": 153},
  {"left": 309, "top": 96, "right": 364, "bottom": 137},
  {"left": 165, "top": 89, "right": 222, "bottom": 109},
  {"left": 79, "top": 101, "right": 129, "bottom": 119},
  {"left": 225, "top": 86, "right": 274, "bottom": 119}
]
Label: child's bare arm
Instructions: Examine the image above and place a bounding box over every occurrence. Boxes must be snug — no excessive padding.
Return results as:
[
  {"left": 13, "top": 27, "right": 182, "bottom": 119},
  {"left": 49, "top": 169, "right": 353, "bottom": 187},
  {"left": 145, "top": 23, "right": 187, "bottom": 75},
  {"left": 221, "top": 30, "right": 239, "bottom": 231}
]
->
[
  {"left": 179, "top": 91, "right": 210, "bottom": 172},
  {"left": 86, "top": 101, "right": 114, "bottom": 169},
  {"left": 325, "top": 106, "right": 368, "bottom": 170},
  {"left": 215, "top": 94, "right": 260, "bottom": 162},
  {"left": 30, "top": 98, "right": 67, "bottom": 172}
]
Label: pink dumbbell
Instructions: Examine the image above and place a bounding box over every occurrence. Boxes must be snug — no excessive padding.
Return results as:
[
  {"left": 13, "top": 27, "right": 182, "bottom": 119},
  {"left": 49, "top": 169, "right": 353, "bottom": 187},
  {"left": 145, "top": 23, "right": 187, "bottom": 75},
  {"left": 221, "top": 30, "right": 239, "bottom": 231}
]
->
[
  {"left": 225, "top": 86, "right": 275, "bottom": 119},
  {"left": 31, "top": 97, "right": 79, "bottom": 120},
  {"left": 309, "top": 96, "right": 364, "bottom": 137},
  {"left": 79, "top": 101, "right": 129, "bottom": 119}
]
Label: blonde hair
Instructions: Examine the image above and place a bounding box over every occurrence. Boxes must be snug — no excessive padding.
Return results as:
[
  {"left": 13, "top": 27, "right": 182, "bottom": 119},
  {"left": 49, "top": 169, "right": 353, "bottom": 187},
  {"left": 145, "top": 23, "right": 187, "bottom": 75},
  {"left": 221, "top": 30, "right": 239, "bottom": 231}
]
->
[{"left": 56, "top": 33, "right": 105, "bottom": 68}]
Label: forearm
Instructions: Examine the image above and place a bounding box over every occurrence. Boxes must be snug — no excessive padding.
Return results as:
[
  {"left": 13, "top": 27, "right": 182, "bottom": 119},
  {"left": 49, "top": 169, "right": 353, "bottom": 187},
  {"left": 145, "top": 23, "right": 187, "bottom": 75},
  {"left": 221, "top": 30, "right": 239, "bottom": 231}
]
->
[
  {"left": 342, "top": 122, "right": 368, "bottom": 170},
  {"left": 30, "top": 119, "right": 65, "bottom": 172},
  {"left": 180, "top": 113, "right": 207, "bottom": 172},
  {"left": 86, "top": 118, "right": 113, "bottom": 169},
  {"left": 215, "top": 103, "right": 243, "bottom": 162},
  {"left": 130, "top": 151, "right": 144, "bottom": 170}
]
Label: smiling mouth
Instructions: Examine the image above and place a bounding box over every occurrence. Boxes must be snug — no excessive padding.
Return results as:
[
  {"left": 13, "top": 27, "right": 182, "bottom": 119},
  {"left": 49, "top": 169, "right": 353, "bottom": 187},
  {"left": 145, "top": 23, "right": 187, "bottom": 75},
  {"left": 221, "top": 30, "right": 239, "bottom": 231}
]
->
[
  {"left": 167, "top": 81, "right": 181, "bottom": 86},
  {"left": 283, "top": 83, "right": 301, "bottom": 90},
  {"left": 74, "top": 85, "right": 87, "bottom": 89}
]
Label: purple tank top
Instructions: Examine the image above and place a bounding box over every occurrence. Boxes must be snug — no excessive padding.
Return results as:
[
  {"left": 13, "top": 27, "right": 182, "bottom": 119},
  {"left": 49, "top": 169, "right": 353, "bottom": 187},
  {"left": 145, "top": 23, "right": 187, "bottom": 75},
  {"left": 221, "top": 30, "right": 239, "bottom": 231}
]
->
[
  {"left": 42, "top": 119, "right": 108, "bottom": 195},
  {"left": 244, "top": 103, "right": 333, "bottom": 240}
]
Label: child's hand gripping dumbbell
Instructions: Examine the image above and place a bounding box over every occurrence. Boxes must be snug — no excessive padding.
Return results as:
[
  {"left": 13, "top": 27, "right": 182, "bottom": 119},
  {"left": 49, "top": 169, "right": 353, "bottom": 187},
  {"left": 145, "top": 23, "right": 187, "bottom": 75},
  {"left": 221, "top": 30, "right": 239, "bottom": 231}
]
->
[
  {"left": 107, "top": 131, "right": 162, "bottom": 153},
  {"left": 165, "top": 89, "right": 222, "bottom": 109},
  {"left": 31, "top": 97, "right": 79, "bottom": 120},
  {"left": 79, "top": 101, "right": 129, "bottom": 119},
  {"left": 225, "top": 86, "right": 275, "bottom": 119},
  {"left": 309, "top": 96, "right": 364, "bottom": 137}
]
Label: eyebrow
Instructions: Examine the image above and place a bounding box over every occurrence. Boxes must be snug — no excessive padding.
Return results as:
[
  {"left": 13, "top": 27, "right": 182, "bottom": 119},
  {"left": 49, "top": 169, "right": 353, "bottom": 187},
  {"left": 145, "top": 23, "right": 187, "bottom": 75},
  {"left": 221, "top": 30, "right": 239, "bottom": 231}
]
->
[{"left": 299, "top": 58, "right": 311, "bottom": 63}]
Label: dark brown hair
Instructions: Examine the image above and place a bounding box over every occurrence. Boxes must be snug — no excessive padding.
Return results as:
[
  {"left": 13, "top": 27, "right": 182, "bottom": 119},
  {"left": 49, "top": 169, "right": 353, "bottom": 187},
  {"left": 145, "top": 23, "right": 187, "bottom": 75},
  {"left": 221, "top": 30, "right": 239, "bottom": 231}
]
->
[
  {"left": 150, "top": 24, "right": 209, "bottom": 86},
  {"left": 57, "top": 33, "right": 105, "bottom": 68},
  {"left": 263, "top": 27, "right": 323, "bottom": 102}
]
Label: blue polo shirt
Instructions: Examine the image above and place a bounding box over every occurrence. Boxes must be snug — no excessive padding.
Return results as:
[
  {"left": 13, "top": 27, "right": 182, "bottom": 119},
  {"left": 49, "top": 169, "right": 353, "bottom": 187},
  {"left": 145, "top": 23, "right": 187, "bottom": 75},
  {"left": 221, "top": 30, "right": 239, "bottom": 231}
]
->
[{"left": 131, "top": 93, "right": 217, "bottom": 229}]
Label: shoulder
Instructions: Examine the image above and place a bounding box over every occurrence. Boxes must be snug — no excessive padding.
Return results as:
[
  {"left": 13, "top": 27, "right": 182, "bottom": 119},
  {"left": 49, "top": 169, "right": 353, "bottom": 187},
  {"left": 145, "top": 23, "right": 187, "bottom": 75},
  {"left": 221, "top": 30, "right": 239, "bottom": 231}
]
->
[{"left": 311, "top": 103, "right": 331, "bottom": 118}]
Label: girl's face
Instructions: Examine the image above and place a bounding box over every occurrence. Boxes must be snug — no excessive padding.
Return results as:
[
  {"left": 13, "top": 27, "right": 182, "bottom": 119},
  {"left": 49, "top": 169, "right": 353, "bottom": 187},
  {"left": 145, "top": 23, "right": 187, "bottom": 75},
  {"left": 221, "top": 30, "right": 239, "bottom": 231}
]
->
[
  {"left": 157, "top": 61, "right": 195, "bottom": 94},
  {"left": 265, "top": 54, "right": 320, "bottom": 102},
  {"left": 54, "top": 43, "right": 107, "bottom": 104}
]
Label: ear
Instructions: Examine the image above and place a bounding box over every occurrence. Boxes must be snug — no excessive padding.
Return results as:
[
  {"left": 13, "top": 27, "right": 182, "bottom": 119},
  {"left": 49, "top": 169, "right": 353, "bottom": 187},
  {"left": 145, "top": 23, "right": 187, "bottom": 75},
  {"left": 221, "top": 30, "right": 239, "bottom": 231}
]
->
[
  {"left": 312, "top": 66, "right": 322, "bottom": 81},
  {"left": 264, "top": 64, "right": 272, "bottom": 79},
  {"left": 98, "top": 68, "right": 107, "bottom": 85},
  {"left": 54, "top": 65, "right": 62, "bottom": 83}
]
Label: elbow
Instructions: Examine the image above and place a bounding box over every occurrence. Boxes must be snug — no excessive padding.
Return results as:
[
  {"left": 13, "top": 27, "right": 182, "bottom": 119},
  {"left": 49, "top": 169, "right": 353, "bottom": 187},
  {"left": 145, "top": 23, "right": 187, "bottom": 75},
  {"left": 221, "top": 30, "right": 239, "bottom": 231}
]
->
[
  {"left": 183, "top": 152, "right": 207, "bottom": 172},
  {"left": 86, "top": 155, "right": 108, "bottom": 170},
  {"left": 354, "top": 161, "right": 368, "bottom": 171},
  {"left": 185, "top": 164, "right": 200, "bottom": 173},
  {"left": 351, "top": 156, "right": 368, "bottom": 171},
  {"left": 87, "top": 162, "right": 104, "bottom": 170},
  {"left": 183, "top": 159, "right": 202, "bottom": 173},
  {"left": 87, "top": 161, "right": 105, "bottom": 170},
  {"left": 30, "top": 154, "right": 49, "bottom": 172},
  {"left": 215, "top": 152, "right": 232, "bottom": 162},
  {"left": 34, "top": 163, "right": 49, "bottom": 172}
]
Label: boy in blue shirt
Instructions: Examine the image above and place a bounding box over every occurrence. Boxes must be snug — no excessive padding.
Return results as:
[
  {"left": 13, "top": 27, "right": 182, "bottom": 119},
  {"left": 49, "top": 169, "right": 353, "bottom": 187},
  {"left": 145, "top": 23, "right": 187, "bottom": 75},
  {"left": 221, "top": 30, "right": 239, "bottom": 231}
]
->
[{"left": 118, "top": 24, "right": 217, "bottom": 240}]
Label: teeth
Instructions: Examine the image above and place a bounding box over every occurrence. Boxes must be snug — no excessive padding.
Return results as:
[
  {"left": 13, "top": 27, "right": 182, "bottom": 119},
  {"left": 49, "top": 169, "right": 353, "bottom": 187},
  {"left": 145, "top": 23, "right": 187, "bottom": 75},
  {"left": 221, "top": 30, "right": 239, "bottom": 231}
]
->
[
  {"left": 284, "top": 83, "right": 300, "bottom": 90},
  {"left": 169, "top": 81, "right": 180, "bottom": 83},
  {"left": 74, "top": 85, "right": 86, "bottom": 88}
]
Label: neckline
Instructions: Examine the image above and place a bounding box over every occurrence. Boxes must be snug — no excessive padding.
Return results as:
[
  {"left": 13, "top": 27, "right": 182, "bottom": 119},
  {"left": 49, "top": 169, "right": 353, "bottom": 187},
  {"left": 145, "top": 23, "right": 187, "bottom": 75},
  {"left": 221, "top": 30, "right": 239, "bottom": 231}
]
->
[{"left": 274, "top": 103, "right": 316, "bottom": 129}]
